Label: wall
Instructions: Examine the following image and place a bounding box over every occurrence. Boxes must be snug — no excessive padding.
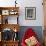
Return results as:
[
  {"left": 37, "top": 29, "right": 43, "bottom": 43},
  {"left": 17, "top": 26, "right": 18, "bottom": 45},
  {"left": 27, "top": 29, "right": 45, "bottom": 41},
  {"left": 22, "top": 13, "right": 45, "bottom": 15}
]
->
[
  {"left": 18, "top": 0, "right": 44, "bottom": 26},
  {"left": 0, "top": 0, "right": 44, "bottom": 26}
]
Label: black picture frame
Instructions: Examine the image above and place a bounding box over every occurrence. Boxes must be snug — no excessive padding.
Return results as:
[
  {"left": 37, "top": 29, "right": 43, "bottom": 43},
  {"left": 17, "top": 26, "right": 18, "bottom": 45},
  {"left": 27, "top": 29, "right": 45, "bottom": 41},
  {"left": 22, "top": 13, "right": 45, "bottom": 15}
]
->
[{"left": 25, "top": 7, "right": 36, "bottom": 20}]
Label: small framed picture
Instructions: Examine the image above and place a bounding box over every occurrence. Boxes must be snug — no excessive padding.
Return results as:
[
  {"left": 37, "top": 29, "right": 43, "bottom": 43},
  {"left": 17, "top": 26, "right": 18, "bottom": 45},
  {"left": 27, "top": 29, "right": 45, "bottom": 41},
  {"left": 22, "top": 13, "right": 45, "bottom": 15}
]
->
[
  {"left": 2, "top": 10, "right": 9, "bottom": 15},
  {"left": 25, "top": 7, "right": 36, "bottom": 20}
]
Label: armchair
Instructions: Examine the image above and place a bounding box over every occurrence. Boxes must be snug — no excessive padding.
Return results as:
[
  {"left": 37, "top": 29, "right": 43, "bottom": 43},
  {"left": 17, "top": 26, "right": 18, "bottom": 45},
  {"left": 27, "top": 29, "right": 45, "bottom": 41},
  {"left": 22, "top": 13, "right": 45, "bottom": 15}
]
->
[{"left": 21, "top": 28, "right": 41, "bottom": 46}]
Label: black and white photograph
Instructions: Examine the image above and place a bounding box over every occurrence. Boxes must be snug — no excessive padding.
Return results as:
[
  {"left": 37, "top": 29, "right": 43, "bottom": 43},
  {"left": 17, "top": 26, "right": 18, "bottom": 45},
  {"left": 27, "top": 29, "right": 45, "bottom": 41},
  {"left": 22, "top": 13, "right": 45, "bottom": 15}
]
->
[{"left": 25, "top": 7, "right": 36, "bottom": 20}]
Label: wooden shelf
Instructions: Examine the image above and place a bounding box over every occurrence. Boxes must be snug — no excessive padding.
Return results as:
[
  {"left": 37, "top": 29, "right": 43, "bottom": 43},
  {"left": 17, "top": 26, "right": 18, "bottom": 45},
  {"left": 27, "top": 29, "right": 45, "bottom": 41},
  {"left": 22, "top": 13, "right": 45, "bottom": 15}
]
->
[
  {"left": 1, "top": 40, "right": 19, "bottom": 46},
  {"left": 0, "top": 7, "right": 19, "bottom": 15},
  {"left": 0, "top": 7, "right": 20, "bottom": 46},
  {"left": 0, "top": 24, "right": 20, "bottom": 32},
  {"left": 2, "top": 40, "right": 19, "bottom": 42},
  {"left": 0, "top": 7, "right": 19, "bottom": 10}
]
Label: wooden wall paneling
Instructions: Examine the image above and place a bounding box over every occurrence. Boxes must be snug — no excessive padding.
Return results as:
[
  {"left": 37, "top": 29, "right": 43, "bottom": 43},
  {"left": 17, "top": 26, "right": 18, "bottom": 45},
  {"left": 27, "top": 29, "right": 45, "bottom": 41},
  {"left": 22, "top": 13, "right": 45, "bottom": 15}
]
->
[{"left": 43, "top": 0, "right": 46, "bottom": 46}]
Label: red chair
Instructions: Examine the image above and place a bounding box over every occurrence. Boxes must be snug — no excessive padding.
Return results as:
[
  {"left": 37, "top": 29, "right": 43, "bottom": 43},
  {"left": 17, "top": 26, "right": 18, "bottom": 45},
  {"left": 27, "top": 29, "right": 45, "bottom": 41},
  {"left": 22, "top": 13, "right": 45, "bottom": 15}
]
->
[{"left": 21, "top": 28, "right": 41, "bottom": 46}]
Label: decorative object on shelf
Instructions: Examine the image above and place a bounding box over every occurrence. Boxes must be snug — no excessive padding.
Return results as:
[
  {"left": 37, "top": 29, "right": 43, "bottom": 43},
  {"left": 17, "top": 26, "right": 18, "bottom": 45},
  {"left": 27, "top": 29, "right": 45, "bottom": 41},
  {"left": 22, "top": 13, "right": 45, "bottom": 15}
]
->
[
  {"left": 2, "top": 10, "right": 9, "bottom": 15},
  {"left": 0, "top": 10, "right": 2, "bottom": 15},
  {"left": 13, "top": 32, "right": 18, "bottom": 41},
  {"left": 2, "top": 28, "right": 13, "bottom": 41},
  {"left": 15, "top": 0, "right": 17, "bottom": 7},
  {"left": 25, "top": 7, "right": 36, "bottom": 20},
  {"left": 13, "top": 28, "right": 17, "bottom": 32},
  {"left": 9, "top": 10, "right": 18, "bottom": 15},
  {"left": 2, "top": 16, "right": 8, "bottom": 24},
  {"left": 5, "top": 18, "right": 8, "bottom": 24},
  {"left": 13, "top": 28, "right": 18, "bottom": 40}
]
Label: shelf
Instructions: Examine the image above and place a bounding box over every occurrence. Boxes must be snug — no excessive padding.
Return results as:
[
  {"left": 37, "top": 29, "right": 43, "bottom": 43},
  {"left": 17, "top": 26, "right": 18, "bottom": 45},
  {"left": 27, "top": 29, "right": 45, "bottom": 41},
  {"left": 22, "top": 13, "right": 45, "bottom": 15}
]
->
[
  {"left": 0, "top": 24, "right": 20, "bottom": 32},
  {"left": 0, "top": 7, "right": 19, "bottom": 46},
  {"left": 0, "top": 7, "right": 19, "bottom": 10},
  {"left": 0, "top": 7, "right": 19, "bottom": 16},
  {"left": 1, "top": 40, "right": 19, "bottom": 46},
  {"left": 2, "top": 40, "right": 19, "bottom": 43}
]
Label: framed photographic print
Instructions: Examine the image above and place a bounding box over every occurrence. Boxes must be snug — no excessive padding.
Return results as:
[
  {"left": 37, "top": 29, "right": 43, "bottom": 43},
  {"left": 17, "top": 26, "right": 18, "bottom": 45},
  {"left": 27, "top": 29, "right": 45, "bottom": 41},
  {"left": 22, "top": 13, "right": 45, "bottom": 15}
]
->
[
  {"left": 2, "top": 10, "right": 9, "bottom": 15},
  {"left": 25, "top": 7, "right": 36, "bottom": 20}
]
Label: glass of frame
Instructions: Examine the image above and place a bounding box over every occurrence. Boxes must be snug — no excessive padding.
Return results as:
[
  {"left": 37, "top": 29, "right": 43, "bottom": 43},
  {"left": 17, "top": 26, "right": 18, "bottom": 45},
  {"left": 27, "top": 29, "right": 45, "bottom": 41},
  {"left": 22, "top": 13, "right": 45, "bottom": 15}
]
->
[{"left": 25, "top": 7, "right": 36, "bottom": 20}]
